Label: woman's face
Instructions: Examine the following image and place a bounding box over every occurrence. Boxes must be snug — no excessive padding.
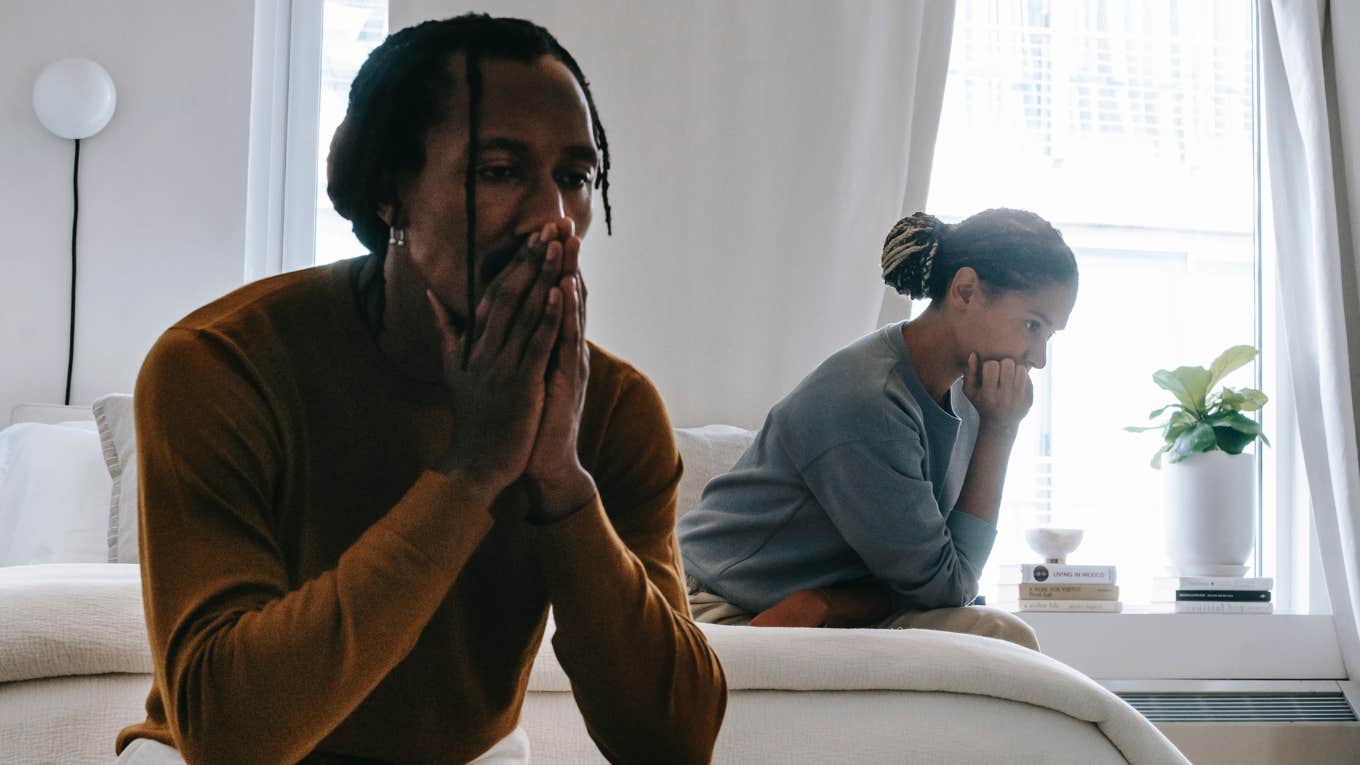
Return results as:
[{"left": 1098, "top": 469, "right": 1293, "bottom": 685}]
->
[
  {"left": 384, "top": 54, "right": 599, "bottom": 320},
  {"left": 954, "top": 272, "right": 1077, "bottom": 371}
]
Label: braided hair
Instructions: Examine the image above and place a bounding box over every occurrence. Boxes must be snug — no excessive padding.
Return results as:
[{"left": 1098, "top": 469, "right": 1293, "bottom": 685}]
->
[
  {"left": 881, "top": 209, "right": 1077, "bottom": 301},
  {"left": 328, "top": 14, "right": 613, "bottom": 345}
]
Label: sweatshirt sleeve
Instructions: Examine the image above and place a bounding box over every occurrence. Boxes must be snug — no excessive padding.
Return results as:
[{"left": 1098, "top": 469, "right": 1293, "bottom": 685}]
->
[
  {"left": 801, "top": 436, "right": 997, "bottom": 610},
  {"left": 530, "top": 371, "right": 727, "bottom": 764},
  {"left": 132, "top": 329, "right": 494, "bottom": 765}
]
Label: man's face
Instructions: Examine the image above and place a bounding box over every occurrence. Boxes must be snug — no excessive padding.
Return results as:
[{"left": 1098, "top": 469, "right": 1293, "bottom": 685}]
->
[
  {"left": 961, "top": 280, "right": 1077, "bottom": 371},
  {"left": 389, "top": 54, "right": 599, "bottom": 321}
]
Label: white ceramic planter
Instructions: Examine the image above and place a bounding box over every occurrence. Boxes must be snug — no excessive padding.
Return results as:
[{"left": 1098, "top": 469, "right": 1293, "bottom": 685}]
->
[{"left": 1163, "top": 450, "right": 1256, "bottom": 576}]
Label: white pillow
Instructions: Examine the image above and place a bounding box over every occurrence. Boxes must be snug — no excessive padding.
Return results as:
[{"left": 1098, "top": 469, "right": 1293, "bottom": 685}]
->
[
  {"left": 92, "top": 394, "right": 137, "bottom": 563},
  {"left": 672, "top": 425, "right": 756, "bottom": 519},
  {"left": 0, "top": 421, "right": 112, "bottom": 565}
]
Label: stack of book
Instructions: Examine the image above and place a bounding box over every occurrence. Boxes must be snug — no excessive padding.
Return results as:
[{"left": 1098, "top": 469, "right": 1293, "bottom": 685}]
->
[
  {"left": 995, "top": 564, "right": 1122, "bottom": 612},
  {"left": 1152, "top": 576, "right": 1274, "bottom": 613}
]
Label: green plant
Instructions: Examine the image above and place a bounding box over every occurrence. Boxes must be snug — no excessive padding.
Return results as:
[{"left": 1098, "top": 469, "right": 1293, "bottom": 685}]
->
[{"left": 1126, "top": 345, "right": 1270, "bottom": 468}]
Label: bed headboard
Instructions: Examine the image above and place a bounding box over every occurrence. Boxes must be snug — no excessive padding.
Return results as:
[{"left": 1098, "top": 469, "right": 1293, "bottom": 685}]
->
[{"left": 10, "top": 403, "right": 95, "bottom": 426}]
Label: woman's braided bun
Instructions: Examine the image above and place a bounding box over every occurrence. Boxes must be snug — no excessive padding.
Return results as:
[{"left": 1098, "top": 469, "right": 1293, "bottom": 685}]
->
[{"left": 881, "top": 212, "right": 944, "bottom": 299}]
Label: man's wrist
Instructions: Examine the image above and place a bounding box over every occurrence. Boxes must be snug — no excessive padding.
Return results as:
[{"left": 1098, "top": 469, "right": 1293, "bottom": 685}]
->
[
  {"left": 527, "top": 468, "right": 597, "bottom": 524},
  {"left": 439, "top": 465, "right": 504, "bottom": 506}
]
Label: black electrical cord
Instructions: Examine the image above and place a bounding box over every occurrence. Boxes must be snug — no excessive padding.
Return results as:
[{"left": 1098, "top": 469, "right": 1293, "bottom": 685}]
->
[{"left": 65, "top": 138, "right": 80, "bottom": 406}]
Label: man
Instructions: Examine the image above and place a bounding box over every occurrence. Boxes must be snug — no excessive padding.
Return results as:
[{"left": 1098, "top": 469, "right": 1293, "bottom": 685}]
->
[{"left": 116, "top": 15, "right": 725, "bottom": 765}]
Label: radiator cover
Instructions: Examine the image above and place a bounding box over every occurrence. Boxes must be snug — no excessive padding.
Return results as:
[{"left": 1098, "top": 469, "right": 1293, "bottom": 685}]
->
[{"left": 1119, "top": 692, "right": 1357, "bottom": 722}]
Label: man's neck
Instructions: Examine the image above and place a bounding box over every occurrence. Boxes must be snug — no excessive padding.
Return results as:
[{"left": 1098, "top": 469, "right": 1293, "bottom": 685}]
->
[
  {"left": 900, "top": 310, "right": 964, "bottom": 404},
  {"left": 376, "top": 254, "right": 447, "bottom": 384}
]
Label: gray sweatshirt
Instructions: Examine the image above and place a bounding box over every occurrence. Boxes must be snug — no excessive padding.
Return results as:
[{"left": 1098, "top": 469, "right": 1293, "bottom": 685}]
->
[{"left": 677, "top": 322, "right": 995, "bottom": 613}]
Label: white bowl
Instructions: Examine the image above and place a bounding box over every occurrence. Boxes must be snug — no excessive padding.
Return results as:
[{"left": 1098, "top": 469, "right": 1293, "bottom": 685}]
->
[{"left": 1025, "top": 527, "right": 1084, "bottom": 563}]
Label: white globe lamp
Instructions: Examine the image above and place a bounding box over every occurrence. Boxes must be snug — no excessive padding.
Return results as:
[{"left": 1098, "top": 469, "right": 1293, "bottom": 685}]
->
[
  {"left": 32, "top": 58, "right": 116, "bottom": 405},
  {"left": 32, "top": 58, "right": 117, "bottom": 140}
]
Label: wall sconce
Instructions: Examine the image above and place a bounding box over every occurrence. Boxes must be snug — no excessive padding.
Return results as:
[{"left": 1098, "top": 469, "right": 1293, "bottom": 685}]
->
[{"left": 32, "top": 58, "right": 117, "bottom": 405}]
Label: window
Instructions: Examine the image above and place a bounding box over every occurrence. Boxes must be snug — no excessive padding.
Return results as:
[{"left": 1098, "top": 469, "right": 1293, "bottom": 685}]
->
[
  {"left": 928, "top": 1, "right": 1265, "bottom": 606},
  {"left": 315, "top": 0, "right": 388, "bottom": 265}
]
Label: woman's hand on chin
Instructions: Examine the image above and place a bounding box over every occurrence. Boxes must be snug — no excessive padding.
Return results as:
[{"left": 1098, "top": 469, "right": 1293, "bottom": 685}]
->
[{"left": 963, "top": 352, "right": 1033, "bottom": 432}]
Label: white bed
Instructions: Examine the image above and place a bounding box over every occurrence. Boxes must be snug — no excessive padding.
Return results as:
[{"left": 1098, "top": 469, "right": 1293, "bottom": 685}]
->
[{"left": 0, "top": 404, "right": 1189, "bottom": 764}]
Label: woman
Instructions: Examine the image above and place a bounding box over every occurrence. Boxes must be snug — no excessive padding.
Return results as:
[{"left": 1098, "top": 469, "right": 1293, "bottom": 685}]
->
[
  {"left": 677, "top": 209, "right": 1078, "bottom": 649},
  {"left": 115, "top": 14, "right": 724, "bottom": 765}
]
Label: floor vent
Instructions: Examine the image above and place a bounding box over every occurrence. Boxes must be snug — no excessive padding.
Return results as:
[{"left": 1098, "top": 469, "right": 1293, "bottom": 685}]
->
[{"left": 1118, "top": 693, "right": 1358, "bottom": 723}]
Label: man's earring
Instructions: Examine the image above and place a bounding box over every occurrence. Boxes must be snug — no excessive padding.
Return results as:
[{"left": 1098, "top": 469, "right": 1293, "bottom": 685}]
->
[{"left": 388, "top": 227, "right": 407, "bottom": 248}]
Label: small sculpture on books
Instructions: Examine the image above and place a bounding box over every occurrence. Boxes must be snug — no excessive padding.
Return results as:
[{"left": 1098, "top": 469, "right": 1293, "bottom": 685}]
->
[{"left": 1024, "top": 527, "right": 1083, "bottom": 564}]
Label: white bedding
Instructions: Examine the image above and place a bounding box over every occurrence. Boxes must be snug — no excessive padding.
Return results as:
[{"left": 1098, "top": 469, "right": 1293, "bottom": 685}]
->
[
  {"left": 0, "top": 564, "right": 1188, "bottom": 764},
  {"left": 530, "top": 623, "right": 1186, "bottom": 764},
  {"left": 528, "top": 689, "right": 1136, "bottom": 765},
  {"left": 0, "top": 564, "right": 149, "bottom": 684},
  {"left": 0, "top": 673, "right": 151, "bottom": 764}
]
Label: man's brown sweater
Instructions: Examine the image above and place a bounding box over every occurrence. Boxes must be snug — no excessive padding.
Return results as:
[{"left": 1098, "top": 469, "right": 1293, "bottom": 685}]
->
[{"left": 115, "top": 260, "right": 726, "bottom": 764}]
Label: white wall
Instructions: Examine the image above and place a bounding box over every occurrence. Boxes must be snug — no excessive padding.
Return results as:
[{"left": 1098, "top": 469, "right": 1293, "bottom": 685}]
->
[
  {"left": 392, "top": 1, "right": 949, "bottom": 428},
  {"left": 0, "top": 1, "right": 255, "bottom": 421}
]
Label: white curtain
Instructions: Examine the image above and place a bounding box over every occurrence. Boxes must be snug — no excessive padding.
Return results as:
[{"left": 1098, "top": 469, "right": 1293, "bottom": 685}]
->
[
  {"left": 391, "top": 0, "right": 956, "bottom": 427},
  {"left": 1260, "top": 0, "right": 1360, "bottom": 677}
]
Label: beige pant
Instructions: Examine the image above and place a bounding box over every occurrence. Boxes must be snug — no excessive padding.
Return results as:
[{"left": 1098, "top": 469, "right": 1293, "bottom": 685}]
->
[{"left": 687, "top": 575, "right": 1040, "bottom": 651}]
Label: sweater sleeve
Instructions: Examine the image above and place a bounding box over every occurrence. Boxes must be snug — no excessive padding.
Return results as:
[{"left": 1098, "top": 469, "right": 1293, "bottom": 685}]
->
[
  {"left": 530, "top": 372, "right": 727, "bottom": 764},
  {"left": 132, "top": 329, "right": 494, "bottom": 765},
  {"left": 801, "top": 436, "right": 997, "bottom": 610}
]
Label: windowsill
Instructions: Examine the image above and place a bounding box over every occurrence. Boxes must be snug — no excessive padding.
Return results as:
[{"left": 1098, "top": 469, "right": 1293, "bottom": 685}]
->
[
  {"left": 1007, "top": 603, "right": 1297, "bottom": 615},
  {"left": 1015, "top": 611, "right": 1342, "bottom": 680}
]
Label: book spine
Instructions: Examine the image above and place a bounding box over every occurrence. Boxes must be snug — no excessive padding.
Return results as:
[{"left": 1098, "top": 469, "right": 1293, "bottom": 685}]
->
[
  {"left": 1000, "top": 565, "right": 1117, "bottom": 584},
  {"left": 1007, "top": 600, "right": 1123, "bottom": 612},
  {"left": 1156, "top": 577, "right": 1273, "bottom": 590},
  {"left": 1175, "top": 590, "right": 1271, "bottom": 602},
  {"left": 998, "top": 584, "right": 1120, "bottom": 601},
  {"left": 1173, "top": 601, "right": 1274, "bottom": 614}
]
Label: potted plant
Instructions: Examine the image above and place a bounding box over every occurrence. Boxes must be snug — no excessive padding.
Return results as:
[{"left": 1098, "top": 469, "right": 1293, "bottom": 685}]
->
[{"left": 1127, "top": 345, "right": 1269, "bottom": 577}]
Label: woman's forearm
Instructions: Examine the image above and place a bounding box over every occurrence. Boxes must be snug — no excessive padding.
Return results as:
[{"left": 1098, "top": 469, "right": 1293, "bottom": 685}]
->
[{"left": 953, "top": 423, "right": 1020, "bottom": 527}]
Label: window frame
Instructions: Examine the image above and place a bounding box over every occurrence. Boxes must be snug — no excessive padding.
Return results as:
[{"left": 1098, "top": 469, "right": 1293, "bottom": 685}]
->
[
  {"left": 929, "top": 1, "right": 1338, "bottom": 674},
  {"left": 245, "top": 0, "right": 324, "bottom": 282},
  {"left": 929, "top": 0, "right": 1315, "bottom": 605}
]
